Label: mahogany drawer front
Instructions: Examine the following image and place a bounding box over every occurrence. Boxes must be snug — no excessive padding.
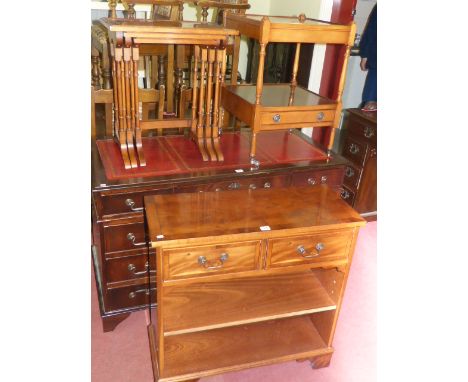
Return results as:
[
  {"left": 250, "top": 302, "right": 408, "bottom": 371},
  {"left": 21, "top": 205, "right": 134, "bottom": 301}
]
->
[
  {"left": 106, "top": 250, "right": 156, "bottom": 285},
  {"left": 267, "top": 231, "right": 353, "bottom": 269},
  {"left": 342, "top": 136, "right": 368, "bottom": 167},
  {"left": 100, "top": 187, "right": 172, "bottom": 216},
  {"left": 291, "top": 168, "right": 343, "bottom": 188},
  {"left": 105, "top": 284, "right": 156, "bottom": 312},
  {"left": 208, "top": 175, "right": 289, "bottom": 192},
  {"left": 162, "top": 241, "right": 262, "bottom": 280},
  {"left": 348, "top": 118, "right": 377, "bottom": 145},
  {"left": 261, "top": 109, "right": 335, "bottom": 126},
  {"left": 103, "top": 221, "right": 146, "bottom": 254},
  {"left": 343, "top": 163, "right": 361, "bottom": 190},
  {"left": 339, "top": 186, "right": 356, "bottom": 207}
]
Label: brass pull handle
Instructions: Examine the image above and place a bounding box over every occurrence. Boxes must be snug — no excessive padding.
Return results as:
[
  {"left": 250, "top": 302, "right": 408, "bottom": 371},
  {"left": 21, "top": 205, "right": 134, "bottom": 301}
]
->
[
  {"left": 249, "top": 183, "right": 257, "bottom": 190},
  {"left": 296, "top": 243, "right": 324, "bottom": 258},
  {"left": 198, "top": 253, "right": 229, "bottom": 270},
  {"left": 228, "top": 182, "right": 240, "bottom": 190},
  {"left": 349, "top": 143, "right": 360, "bottom": 154},
  {"left": 128, "top": 287, "right": 156, "bottom": 299},
  {"left": 364, "top": 126, "right": 375, "bottom": 138},
  {"left": 320, "top": 176, "right": 328, "bottom": 184},
  {"left": 273, "top": 114, "right": 281, "bottom": 123},
  {"left": 128, "top": 261, "right": 156, "bottom": 276},
  {"left": 125, "top": 198, "right": 143, "bottom": 212},
  {"left": 263, "top": 182, "right": 271, "bottom": 188},
  {"left": 345, "top": 166, "right": 355, "bottom": 178},
  {"left": 215, "top": 188, "right": 221, "bottom": 192},
  {"left": 307, "top": 177, "right": 316, "bottom": 185},
  {"left": 316, "top": 112, "right": 324, "bottom": 121},
  {"left": 127, "top": 233, "right": 147, "bottom": 247},
  {"left": 341, "top": 190, "right": 350, "bottom": 199}
]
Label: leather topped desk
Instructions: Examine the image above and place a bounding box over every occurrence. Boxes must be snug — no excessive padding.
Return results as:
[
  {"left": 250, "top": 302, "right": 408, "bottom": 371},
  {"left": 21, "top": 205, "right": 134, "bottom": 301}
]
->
[{"left": 91, "top": 130, "right": 354, "bottom": 332}]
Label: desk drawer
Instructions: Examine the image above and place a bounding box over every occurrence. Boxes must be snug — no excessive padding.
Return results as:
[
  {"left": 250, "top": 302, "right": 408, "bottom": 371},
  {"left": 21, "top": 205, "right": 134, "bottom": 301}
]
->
[
  {"left": 343, "top": 164, "right": 361, "bottom": 190},
  {"left": 267, "top": 231, "right": 352, "bottom": 269},
  {"left": 261, "top": 109, "right": 334, "bottom": 126},
  {"left": 342, "top": 136, "right": 368, "bottom": 167},
  {"left": 339, "top": 186, "right": 356, "bottom": 206},
  {"left": 100, "top": 187, "right": 172, "bottom": 216},
  {"left": 103, "top": 222, "right": 146, "bottom": 254},
  {"left": 291, "top": 168, "right": 343, "bottom": 188},
  {"left": 209, "top": 175, "right": 289, "bottom": 192},
  {"left": 105, "top": 284, "right": 156, "bottom": 312},
  {"left": 106, "top": 250, "right": 156, "bottom": 285},
  {"left": 162, "top": 241, "right": 262, "bottom": 280}
]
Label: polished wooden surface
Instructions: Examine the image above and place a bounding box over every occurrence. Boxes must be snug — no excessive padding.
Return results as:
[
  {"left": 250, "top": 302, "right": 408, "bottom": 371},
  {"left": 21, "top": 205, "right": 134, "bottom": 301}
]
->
[
  {"left": 146, "top": 185, "right": 364, "bottom": 381},
  {"left": 162, "top": 271, "right": 336, "bottom": 336},
  {"left": 145, "top": 186, "right": 364, "bottom": 244}
]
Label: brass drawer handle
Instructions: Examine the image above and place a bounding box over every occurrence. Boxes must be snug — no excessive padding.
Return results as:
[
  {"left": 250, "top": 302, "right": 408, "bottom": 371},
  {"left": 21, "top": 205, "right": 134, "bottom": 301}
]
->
[
  {"left": 198, "top": 253, "right": 229, "bottom": 270},
  {"left": 127, "top": 233, "right": 147, "bottom": 247},
  {"left": 297, "top": 243, "right": 324, "bottom": 258},
  {"left": 128, "top": 261, "right": 156, "bottom": 276},
  {"left": 364, "top": 126, "right": 375, "bottom": 138},
  {"left": 320, "top": 176, "right": 327, "bottom": 184},
  {"left": 316, "top": 112, "right": 324, "bottom": 121},
  {"left": 307, "top": 177, "right": 316, "bottom": 185},
  {"left": 345, "top": 166, "right": 355, "bottom": 178},
  {"left": 263, "top": 182, "right": 271, "bottom": 188},
  {"left": 228, "top": 182, "right": 240, "bottom": 190},
  {"left": 125, "top": 198, "right": 143, "bottom": 212},
  {"left": 341, "top": 190, "right": 351, "bottom": 199},
  {"left": 249, "top": 183, "right": 257, "bottom": 190},
  {"left": 349, "top": 143, "right": 360, "bottom": 154},
  {"left": 128, "top": 287, "right": 156, "bottom": 299},
  {"left": 273, "top": 114, "right": 281, "bottom": 123}
]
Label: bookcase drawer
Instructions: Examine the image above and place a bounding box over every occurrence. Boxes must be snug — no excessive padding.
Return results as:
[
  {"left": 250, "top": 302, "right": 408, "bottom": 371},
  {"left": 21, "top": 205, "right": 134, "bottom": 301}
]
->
[
  {"left": 266, "top": 231, "right": 352, "bottom": 269},
  {"left": 162, "top": 241, "right": 262, "bottom": 281}
]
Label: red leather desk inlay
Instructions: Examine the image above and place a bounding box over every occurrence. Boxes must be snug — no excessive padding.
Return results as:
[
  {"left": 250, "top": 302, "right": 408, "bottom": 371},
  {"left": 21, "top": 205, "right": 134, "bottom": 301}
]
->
[{"left": 96, "top": 131, "right": 327, "bottom": 181}]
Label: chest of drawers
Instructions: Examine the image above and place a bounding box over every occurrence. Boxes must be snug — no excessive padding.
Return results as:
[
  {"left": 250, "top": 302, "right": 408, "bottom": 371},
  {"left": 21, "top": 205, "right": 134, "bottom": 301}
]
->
[
  {"left": 145, "top": 186, "right": 365, "bottom": 381},
  {"left": 340, "top": 108, "right": 377, "bottom": 219},
  {"left": 91, "top": 136, "right": 353, "bottom": 332}
]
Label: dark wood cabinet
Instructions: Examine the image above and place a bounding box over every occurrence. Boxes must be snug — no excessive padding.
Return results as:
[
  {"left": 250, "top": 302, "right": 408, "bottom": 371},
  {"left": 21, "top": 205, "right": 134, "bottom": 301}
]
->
[
  {"left": 339, "top": 108, "right": 377, "bottom": 219},
  {"left": 91, "top": 133, "right": 354, "bottom": 332}
]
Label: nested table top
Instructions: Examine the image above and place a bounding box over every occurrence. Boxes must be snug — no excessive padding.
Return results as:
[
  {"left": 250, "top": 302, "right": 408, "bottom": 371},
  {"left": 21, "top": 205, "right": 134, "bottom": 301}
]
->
[
  {"left": 145, "top": 186, "right": 365, "bottom": 246},
  {"left": 225, "top": 13, "right": 354, "bottom": 44},
  {"left": 224, "top": 84, "right": 336, "bottom": 110},
  {"left": 99, "top": 18, "right": 238, "bottom": 41}
]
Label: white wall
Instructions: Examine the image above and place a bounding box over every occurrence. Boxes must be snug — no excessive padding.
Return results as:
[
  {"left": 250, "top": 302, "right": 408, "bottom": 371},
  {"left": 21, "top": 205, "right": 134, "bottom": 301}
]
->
[{"left": 269, "top": 0, "right": 321, "bottom": 18}]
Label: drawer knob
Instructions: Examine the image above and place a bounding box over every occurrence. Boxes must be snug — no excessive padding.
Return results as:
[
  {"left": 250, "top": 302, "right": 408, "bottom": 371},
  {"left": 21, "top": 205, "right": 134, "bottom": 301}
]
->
[
  {"left": 263, "top": 182, "right": 271, "bottom": 188},
  {"left": 249, "top": 183, "right": 257, "bottom": 190},
  {"left": 341, "top": 190, "right": 350, "bottom": 199},
  {"left": 297, "top": 243, "right": 324, "bottom": 258},
  {"left": 127, "top": 232, "right": 147, "bottom": 247},
  {"left": 364, "top": 126, "right": 375, "bottom": 138},
  {"left": 345, "top": 167, "right": 355, "bottom": 178},
  {"left": 125, "top": 198, "right": 143, "bottom": 212},
  {"left": 273, "top": 114, "right": 281, "bottom": 123},
  {"left": 228, "top": 182, "right": 240, "bottom": 190},
  {"left": 316, "top": 112, "right": 324, "bottom": 121},
  {"left": 321, "top": 176, "right": 327, "bottom": 184},
  {"left": 128, "top": 287, "right": 156, "bottom": 299},
  {"left": 128, "top": 261, "right": 156, "bottom": 276},
  {"left": 198, "top": 253, "right": 229, "bottom": 270},
  {"left": 307, "top": 177, "right": 316, "bottom": 185},
  {"left": 349, "top": 143, "right": 360, "bottom": 154}
]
